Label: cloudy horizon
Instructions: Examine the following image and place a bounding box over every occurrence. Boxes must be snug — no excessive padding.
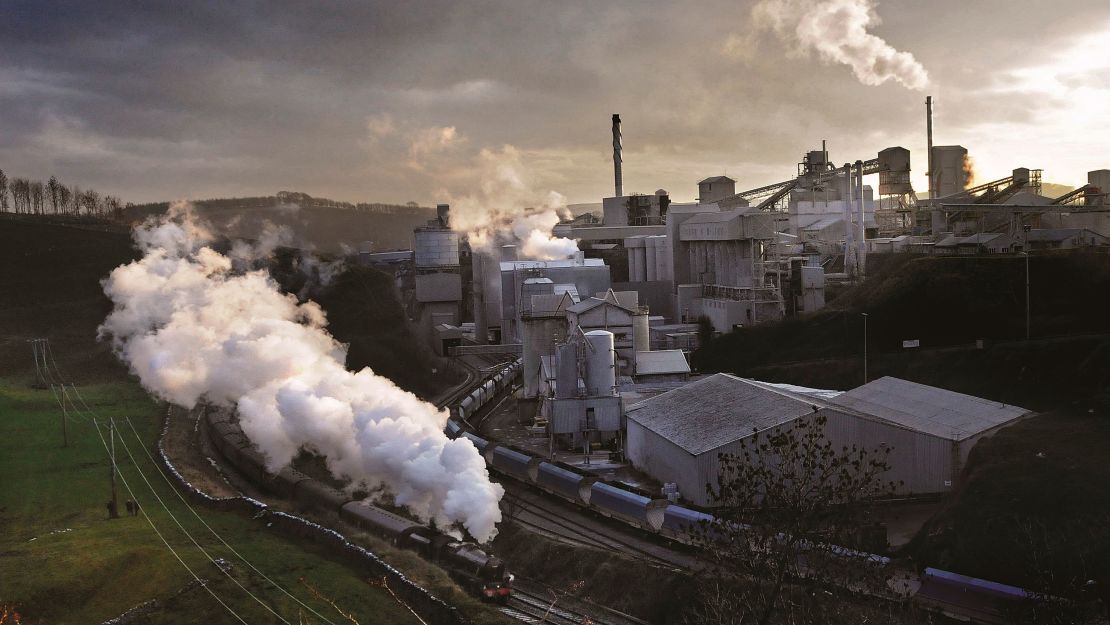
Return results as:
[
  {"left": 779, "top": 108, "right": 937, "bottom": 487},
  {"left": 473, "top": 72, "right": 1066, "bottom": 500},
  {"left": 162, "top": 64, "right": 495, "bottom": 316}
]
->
[{"left": 2, "top": 0, "right": 1108, "bottom": 207}]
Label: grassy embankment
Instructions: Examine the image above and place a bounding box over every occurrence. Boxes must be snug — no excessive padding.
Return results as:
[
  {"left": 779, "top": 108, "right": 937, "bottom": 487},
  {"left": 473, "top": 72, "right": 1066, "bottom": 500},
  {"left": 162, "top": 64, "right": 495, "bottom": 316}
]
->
[
  {"left": 694, "top": 252, "right": 1110, "bottom": 599},
  {"left": 0, "top": 380, "right": 422, "bottom": 625},
  {"left": 0, "top": 219, "right": 450, "bottom": 624}
]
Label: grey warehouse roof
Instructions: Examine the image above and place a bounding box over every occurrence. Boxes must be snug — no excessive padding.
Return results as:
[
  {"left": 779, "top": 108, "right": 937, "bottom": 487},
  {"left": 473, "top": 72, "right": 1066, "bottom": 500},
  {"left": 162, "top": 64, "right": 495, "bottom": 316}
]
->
[
  {"left": 626, "top": 373, "right": 817, "bottom": 455},
  {"left": 680, "top": 208, "right": 755, "bottom": 225},
  {"left": 1026, "top": 228, "right": 1107, "bottom": 242},
  {"left": 827, "top": 376, "right": 1031, "bottom": 441},
  {"left": 635, "top": 350, "right": 691, "bottom": 376}
]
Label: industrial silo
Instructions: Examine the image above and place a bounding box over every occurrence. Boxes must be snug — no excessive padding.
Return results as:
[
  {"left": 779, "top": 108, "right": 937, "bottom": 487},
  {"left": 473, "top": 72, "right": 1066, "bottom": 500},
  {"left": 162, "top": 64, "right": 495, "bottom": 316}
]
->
[
  {"left": 584, "top": 330, "right": 616, "bottom": 397},
  {"left": 633, "top": 310, "right": 649, "bottom": 353}
]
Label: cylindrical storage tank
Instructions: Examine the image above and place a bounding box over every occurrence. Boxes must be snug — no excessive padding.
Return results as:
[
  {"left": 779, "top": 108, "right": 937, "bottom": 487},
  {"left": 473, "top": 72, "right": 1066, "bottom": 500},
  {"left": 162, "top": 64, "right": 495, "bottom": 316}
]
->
[
  {"left": 555, "top": 341, "right": 578, "bottom": 399},
  {"left": 633, "top": 312, "right": 649, "bottom": 353},
  {"left": 584, "top": 330, "right": 616, "bottom": 396}
]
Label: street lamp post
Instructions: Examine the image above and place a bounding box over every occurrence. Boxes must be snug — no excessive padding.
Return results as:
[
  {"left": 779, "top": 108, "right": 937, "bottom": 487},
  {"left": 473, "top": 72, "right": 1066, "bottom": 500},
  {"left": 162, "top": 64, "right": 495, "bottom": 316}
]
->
[
  {"left": 1023, "top": 224, "right": 1032, "bottom": 340},
  {"left": 861, "top": 312, "right": 869, "bottom": 384}
]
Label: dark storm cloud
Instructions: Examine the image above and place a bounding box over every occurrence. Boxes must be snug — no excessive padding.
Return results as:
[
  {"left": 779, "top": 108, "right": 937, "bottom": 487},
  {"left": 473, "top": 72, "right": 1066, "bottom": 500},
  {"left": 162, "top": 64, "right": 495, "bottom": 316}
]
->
[{"left": 1, "top": 0, "right": 1108, "bottom": 204}]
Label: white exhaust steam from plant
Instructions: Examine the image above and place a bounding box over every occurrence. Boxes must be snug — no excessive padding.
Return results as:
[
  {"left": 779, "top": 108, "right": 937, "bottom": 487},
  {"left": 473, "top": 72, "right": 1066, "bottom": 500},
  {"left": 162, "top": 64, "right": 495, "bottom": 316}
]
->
[
  {"left": 98, "top": 203, "right": 504, "bottom": 541},
  {"left": 748, "top": 0, "right": 929, "bottom": 91},
  {"left": 446, "top": 145, "right": 579, "bottom": 260}
]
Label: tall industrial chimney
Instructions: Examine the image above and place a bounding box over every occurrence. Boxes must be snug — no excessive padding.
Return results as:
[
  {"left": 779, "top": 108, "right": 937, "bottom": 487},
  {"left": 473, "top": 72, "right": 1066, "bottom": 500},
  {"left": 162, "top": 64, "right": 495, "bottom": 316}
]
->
[
  {"left": 842, "top": 163, "right": 856, "bottom": 280},
  {"left": 926, "top": 96, "right": 934, "bottom": 201},
  {"left": 612, "top": 114, "right": 623, "bottom": 197}
]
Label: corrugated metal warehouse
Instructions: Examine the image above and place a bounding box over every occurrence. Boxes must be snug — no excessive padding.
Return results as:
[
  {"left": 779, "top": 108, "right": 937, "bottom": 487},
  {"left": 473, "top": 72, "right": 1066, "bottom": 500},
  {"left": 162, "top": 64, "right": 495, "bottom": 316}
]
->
[{"left": 625, "top": 374, "right": 1033, "bottom": 507}]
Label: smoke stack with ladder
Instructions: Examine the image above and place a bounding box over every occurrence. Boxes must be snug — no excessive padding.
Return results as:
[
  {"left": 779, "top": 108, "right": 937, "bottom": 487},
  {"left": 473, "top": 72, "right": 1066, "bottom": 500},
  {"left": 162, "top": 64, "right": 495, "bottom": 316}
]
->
[{"left": 612, "top": 114, "right": 623, "bottom": 197}]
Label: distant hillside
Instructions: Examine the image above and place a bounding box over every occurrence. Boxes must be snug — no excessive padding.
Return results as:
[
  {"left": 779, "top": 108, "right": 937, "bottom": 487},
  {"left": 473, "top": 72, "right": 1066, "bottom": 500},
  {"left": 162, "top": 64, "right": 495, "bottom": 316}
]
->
[
  {"left": 124, "top": 192, "right": 436, "bottom": 254},
  {"left": 0, "top": 220, "right": 448, "bottom": 398}
]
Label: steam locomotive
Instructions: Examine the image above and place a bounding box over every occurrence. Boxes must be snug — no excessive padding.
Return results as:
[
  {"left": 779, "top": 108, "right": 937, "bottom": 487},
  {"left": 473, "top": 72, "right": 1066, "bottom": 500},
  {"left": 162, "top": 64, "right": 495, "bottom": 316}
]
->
[{"left": 204, "top": 408, "right": 513, "bottom": 602}]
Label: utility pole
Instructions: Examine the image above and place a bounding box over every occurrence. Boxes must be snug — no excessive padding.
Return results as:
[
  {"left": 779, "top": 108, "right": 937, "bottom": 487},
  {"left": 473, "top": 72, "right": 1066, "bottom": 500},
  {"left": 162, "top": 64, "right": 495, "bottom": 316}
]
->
[
  {"left": 862, "top": 312, "right": 869, "bottom": 383},
  {"left": 109, "top": 419, "right": 119, "bottom": 519},
  {"left": 1021, "top": 225, "right": 1030, "bottom": 341},
  {"left": 59, "top": 385, "right": 68, "bottom": 448}
]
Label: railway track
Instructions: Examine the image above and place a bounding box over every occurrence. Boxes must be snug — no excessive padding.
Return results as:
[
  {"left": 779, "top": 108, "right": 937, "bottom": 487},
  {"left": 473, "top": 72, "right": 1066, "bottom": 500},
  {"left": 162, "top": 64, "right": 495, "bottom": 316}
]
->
[
  {"left": 503, "top": 492, "right": 680, "bottom": 569},
  {"left": 502, "top": 587, "right": 620, "bottom": 625}
]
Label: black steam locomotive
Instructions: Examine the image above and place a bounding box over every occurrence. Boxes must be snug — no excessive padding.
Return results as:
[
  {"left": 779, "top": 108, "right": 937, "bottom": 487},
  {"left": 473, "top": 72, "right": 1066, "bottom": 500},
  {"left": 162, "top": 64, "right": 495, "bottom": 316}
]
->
[{"left": 205, "top": 408, "right": 513, "bottom": 602}]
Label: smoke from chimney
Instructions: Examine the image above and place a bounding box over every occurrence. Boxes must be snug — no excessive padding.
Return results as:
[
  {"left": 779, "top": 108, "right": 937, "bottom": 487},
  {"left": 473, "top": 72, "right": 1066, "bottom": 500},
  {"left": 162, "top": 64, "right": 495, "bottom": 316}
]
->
[
  {"left": 98, "top": 203, "right": 504, "bottom": 541},
  {"left": 962, "top": 154, "right": 976, "bottom": 189},
  {"left": 747, "top": 0, "right": 929, "bottom": 91},
  {"left": 445, "top": 145, "right": 579, "bottom": 261}
]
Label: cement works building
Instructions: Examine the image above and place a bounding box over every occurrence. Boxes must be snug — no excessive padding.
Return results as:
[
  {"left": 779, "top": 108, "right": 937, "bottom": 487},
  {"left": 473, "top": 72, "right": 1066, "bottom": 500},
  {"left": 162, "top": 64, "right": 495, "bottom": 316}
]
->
[{"left": 625, "top": 374, "right": 1033, "bottom": 507}]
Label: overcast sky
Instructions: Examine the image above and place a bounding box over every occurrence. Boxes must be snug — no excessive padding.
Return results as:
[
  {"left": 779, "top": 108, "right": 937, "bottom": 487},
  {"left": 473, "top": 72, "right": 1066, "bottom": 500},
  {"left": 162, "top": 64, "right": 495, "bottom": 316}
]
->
[{"left": 2, "top": 0, "right": 1109, "bottom": 206}]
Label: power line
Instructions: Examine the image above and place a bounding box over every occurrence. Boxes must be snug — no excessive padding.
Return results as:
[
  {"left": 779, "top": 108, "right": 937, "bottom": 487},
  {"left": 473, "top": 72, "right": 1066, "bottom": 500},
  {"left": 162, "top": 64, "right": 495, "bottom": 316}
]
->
[
  {"left": 49, "top": 342, "right": 335, "bottom": 625},
  {"left": 89, "top": 418, "right": 251, "bottom": 625},
  {"left": 41, "top": 344, "right": 268, "bottom": 621},
  {"left": 95, "top": 413, "right": 293, "bottom": 625},
  {"left": 44, "top": 339, "right": 72, "bottom": 387},
  {"left": 29, "top": 339, "right": 52, "bottom": 387},
  {"left": 121, "top": 417, "right": 340, "bottom": 625},
  {"left": 57, "top": 384, "right": 91, "bottom": 424}
]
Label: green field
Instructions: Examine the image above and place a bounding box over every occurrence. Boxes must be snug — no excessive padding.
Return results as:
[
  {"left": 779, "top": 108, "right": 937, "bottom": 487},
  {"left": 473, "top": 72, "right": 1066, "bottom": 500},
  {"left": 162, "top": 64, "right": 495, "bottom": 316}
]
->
[{"left": 0, "top": 373, "right": 428, "bottom": 624}]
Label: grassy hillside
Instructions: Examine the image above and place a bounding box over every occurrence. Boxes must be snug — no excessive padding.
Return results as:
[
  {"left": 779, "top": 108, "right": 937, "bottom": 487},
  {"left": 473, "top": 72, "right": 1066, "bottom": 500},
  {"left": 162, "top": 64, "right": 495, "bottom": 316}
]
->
[
  {"left": 0, "top": 381, "right": 421, "bottom": 625},
  {"left": 906, "top": 406, "right": 1110, "bottom": 604},
  {"left": 0, "top": 219, "right": 137, "bottom": 382},
  {"left": 0, "top": 220, "right": 453, "bottom": 623},
  {"left": 694, "top": 253, "right": 1110, "bottom": 408}
]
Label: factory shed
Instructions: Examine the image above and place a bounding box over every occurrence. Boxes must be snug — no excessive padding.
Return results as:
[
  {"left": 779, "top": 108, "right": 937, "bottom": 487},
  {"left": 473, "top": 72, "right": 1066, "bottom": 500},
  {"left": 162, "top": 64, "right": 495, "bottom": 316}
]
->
[
  {"left": 633, "top": 350, "right": 690, "bottom": 381},
  {"left": 1024, "top": 228, "right": 1109, "bottom": 250},
  {"left": 826, "top": 376, "right": 1031, "bottom": 445},
  {"left": 626, "top": 374, "right": 1034, "bottom": 507},
  {"left": 625, "top": 374, "right": 817, "bottom": 506}
]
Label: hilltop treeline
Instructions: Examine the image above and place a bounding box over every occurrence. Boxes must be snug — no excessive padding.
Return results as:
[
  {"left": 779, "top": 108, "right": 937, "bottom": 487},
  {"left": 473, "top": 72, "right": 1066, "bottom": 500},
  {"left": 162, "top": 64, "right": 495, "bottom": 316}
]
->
[
  {"left": 124, "top": 191, "right": 432, "bottom": 220},
  {"left": 0, "top": 165, "right": 437, "bottom": 252},
  {"left": 0, "top": 167, "right": 127, "bottom": 219}
]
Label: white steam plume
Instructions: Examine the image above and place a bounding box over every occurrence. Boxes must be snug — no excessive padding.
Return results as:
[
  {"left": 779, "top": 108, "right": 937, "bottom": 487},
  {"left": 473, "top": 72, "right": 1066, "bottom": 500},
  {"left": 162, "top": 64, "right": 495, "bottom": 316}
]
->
[
  {"left": 741, "top": 0, "right": 929, "bottom": 91},
  {"left": 98, "top": 202, "right": 504, "bottom": 541},
  {"left": 445, "top": 145, "right": 579, "bottom": 261}
]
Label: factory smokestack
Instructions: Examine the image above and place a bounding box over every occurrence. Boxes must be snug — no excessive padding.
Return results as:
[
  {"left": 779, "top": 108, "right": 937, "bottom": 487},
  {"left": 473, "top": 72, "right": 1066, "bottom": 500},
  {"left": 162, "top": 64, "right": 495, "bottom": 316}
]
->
[
  {"left": 926, "top": 95, "right": 934, "bottom": 200},
  {"left": 612, "top": 113, "right": 623, "bottom": 197}
]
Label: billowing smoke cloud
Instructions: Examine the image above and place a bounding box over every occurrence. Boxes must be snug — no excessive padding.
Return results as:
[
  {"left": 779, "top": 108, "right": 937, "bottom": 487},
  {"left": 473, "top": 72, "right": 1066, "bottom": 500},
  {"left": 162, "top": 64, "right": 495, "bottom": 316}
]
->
[
  {"left": 445, "top": 145, "right": 579, "bottom": 261},
  {"left": 98, "top": 202, "right": 503, "bottom": 541},
  {"left": 736, "top": 0, "right": 929, "bottom": 91}
]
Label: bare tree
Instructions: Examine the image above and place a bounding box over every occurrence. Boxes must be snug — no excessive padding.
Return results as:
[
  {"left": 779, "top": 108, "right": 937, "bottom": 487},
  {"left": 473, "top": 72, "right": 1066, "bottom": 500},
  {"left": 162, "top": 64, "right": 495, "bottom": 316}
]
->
[
  {"left": 11, "top": 178, "right": 29, "bottom": 214},
  {"left": 82, "top": 189, "right": 100, "bottom": 216},
  {"left": 47, "top": 176, "right": 61, "bottom": 214},
  {"left": 57, "top": 185, "right": 72, "bottom": 216},
  {"left": 30, "top": 180, "right": 44, "bottom": 214},
  {"left": 690, "top": 413, "right": 899, "bottom": 625},
  {"left": 0, "top": 169, "right": 8, "bottom": 213},
  {"left": 70, "top": 185, "right": 81, "bottom": 215},
  {"left": 103, "top": 195, "right": 123, "bottom": 220}
]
